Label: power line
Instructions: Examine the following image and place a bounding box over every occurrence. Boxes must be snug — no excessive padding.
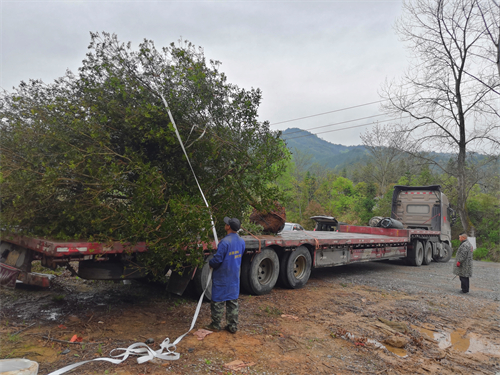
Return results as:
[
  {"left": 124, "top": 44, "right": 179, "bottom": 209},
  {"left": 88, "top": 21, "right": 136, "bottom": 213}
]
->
[
  {"left": 278, "top": 93, "right": 498, "bottom": 140},
  {"left": 269, "top": 77, "right": 496, "bottom": 129},
  {"left": 282, "top": 115, "right": 410, "bottom": 141},
  {"left": 281, "top": 113, "right": 389, "bottom": 137},
  {"left": 269, "top": 99, "right": 384, "bottom": 126}
]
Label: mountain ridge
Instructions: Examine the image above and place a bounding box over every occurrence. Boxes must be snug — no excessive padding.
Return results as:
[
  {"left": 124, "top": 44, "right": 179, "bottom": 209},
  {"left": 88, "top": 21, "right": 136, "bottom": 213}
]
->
[{"left": 281, "top": 128, "right": 368, "bottom": 170}]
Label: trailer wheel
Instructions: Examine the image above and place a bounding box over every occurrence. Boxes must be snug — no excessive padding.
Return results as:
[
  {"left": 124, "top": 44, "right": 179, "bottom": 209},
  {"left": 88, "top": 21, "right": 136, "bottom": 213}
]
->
[
  {"left": 279, "top": 252, "right": 292, "bottom": 288},
  {"left": 422, "top": 241, "right": 433, "bottom": 265},
  {"left": 244, "top": 248, "right": 279, "bottom": 295},
  {"left": 193, "top": 254, "right": 213, "bottom": 301},
  {"left": 279, "top": 246, "right": 312, "bottom": 289},
  {"left": 435, "top": 242, "right": 453, "bottom": 263},
  {"left": 407, "top": 240, "right": 424, "bottom": 266},
  {"left": 240, "top": 254, "right": 253, "bottom": 294}
]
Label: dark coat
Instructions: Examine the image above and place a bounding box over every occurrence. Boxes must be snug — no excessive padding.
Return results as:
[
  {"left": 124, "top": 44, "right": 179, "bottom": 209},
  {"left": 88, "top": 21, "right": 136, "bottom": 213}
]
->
[
  {"left": 209, "top": 232, "right": 245, "bottom": 302},
  {"left": 452, "top": 239, "right": 473, "bottom": 278}
]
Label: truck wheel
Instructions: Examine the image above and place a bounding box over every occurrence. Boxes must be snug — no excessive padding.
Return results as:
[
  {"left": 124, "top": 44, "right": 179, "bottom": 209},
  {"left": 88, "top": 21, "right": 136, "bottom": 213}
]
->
[
  {"left": 279, "top": 246, "right": 312, "bottom": 289},
  {"left": 245, "top": 248, "right": 279, "bottom": 295},
  {"left": 422, "top": 241, "right": 433, "bottom": 265},
  {"left": 407, "top": 240, "right": 424, "bottom": 266},
  {"left": 240, "top": 254, "right": 253, "bottom": 294},
  {"left": 435, "top": 242, "right": 453, "bottom": 263},
  {"left": 279, "top": 252, "right": 292, "bottom": 288},
  {"left": 193, "top": 254, "right": 213, "bottom": 301}
]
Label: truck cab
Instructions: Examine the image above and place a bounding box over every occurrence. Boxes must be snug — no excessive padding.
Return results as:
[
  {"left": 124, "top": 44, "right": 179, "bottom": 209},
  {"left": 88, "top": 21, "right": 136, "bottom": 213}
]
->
[{"left": 391, "top": 185, "right": 455, "bottom": 243}]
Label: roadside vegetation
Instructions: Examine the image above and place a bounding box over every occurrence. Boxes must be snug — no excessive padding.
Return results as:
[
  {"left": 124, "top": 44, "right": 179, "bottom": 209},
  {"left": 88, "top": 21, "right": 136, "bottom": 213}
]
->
[{"left": 275, "top": 150, "right": 499, "bottom": 262}]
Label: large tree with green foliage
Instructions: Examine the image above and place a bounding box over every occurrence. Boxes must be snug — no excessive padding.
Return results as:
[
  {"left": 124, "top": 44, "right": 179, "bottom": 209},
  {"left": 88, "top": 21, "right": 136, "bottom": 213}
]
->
[{"left": 0, "top": 32, "right": 289, "bottom": 274}]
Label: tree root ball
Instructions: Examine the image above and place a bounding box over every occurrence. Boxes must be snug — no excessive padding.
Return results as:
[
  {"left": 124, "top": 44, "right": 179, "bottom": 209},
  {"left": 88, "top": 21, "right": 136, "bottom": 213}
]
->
[{"left": 249, "top": 203, "right": 286, "bottom": 234}]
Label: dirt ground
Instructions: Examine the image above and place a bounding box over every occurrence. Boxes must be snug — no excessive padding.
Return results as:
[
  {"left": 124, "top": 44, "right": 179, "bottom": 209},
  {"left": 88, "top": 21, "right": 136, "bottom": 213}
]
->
[{"left": 1, "top": 259, "right": 500, "bottom": 375}]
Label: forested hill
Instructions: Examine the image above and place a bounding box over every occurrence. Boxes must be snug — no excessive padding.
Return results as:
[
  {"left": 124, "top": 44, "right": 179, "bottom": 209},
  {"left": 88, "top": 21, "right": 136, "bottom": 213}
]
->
[
  {"left": 281, "top": 128, "right": 368, "bottom": 170},
  {"left": 280, "top": 128, "right": 456, "bottom": 171}
]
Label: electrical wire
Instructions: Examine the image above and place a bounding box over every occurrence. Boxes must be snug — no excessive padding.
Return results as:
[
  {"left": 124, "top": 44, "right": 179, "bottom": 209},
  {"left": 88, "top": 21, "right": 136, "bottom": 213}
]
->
[
  {"left": 281, "top": 115, "right": 410, "bottom": 141},
  {"left": 269, "top": 100, "right": 384, "bottom": 126},
  {"left": 278, "top": 93, "right": 499, "bottom": 141},
  {"left": 281, "top": 113, "right": 389, "bottom": 137},
  {"left": 269, "top": 77, "right": 498, "bottom": 133}
]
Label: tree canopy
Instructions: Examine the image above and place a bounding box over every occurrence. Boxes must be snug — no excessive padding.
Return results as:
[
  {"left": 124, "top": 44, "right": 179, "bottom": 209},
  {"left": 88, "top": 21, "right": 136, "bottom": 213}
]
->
[{"left": 0, "top": 32, "right": 289, "bottom": 273}]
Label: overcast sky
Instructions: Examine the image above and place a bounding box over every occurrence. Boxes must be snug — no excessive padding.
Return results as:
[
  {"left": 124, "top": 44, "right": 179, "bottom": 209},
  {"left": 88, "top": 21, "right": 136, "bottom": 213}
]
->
[{"left": 2, "top": 0, "right": 409, "bottom": 146}]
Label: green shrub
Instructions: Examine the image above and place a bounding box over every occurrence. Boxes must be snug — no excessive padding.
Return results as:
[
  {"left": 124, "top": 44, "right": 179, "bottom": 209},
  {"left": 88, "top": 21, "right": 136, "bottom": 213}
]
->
[
  {"left": 488, "top": 247, "right": 500, "bottom": 262},
  {"left": 488, "top": 229, "right": 500, "bottom": 244},
  {"left": 473, "top": 247, "right": 489, "bottom": 260}
]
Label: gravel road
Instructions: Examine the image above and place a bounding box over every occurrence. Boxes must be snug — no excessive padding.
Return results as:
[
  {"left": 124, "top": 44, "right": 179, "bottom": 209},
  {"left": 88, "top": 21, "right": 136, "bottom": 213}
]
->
[{"left": 310, "top": 258, "right": 500, "bottom": 302}]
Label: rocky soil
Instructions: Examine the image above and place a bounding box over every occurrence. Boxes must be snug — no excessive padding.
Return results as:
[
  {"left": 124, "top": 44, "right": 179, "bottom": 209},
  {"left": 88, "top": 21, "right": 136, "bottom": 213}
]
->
[{"left": 1, "top": 259, "right": 499, "bottom": 375}]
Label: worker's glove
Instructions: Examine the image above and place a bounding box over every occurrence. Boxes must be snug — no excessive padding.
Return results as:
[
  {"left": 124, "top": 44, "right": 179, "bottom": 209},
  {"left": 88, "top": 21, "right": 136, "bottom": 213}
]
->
[{"left": 456, "top": 261, "right": 461, "bottom": 267}]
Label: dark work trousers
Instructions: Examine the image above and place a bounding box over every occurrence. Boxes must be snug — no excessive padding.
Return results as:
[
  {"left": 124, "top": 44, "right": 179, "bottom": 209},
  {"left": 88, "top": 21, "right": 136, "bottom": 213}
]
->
[
  {"left": 210, "top": 299, "right": 238, "bottom": 330},
  {"left": 459, "top": 276, "right": 470, "bottom": 293}
]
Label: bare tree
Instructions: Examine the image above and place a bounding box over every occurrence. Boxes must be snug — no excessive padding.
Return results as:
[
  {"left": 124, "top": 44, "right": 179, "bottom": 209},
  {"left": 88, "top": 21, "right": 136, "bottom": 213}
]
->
[
  {"left": 381, "top": 0, "right": 500, "bottom": 235},
  {"left": 360, "top": 123, "right": 407, "bottom": 195},
  {"left": 478, "top": 0, "right": 500, "bottom": 77}
]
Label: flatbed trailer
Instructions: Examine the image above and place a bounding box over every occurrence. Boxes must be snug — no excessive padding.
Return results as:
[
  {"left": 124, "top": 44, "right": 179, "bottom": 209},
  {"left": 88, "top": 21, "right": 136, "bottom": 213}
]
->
[
  {"left": 0, "top": 224, "right": 448, "bottom": 296},
  {"left": 0, "top": 185, "right": 454, "bottom": 298}
]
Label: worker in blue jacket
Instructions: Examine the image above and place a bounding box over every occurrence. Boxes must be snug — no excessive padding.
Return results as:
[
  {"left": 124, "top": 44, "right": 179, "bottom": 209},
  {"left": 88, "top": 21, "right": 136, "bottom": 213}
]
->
[{"left": 205, "top": 217, "right": 245, "bottom": 333}]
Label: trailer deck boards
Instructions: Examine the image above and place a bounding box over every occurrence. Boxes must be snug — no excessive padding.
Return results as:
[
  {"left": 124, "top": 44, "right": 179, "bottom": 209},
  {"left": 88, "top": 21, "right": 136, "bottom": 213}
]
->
[
  {"left": 242, "top": 231, "right": 409, "bottom": 250},
  {"left": 241, "top": 225, "right": 441, "bottom": 251},
  {"left": 2, "top": 224, "right": 442, "bottom": 257}
]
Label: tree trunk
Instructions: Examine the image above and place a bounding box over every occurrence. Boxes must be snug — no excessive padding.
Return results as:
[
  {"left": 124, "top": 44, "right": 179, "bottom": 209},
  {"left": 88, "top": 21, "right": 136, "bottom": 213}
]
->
[{"left": 456, "top": 132, "right": 475, "bottom": 236}]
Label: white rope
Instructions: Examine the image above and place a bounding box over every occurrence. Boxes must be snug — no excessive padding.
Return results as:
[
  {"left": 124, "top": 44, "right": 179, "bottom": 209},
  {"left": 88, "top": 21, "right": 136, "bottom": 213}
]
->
[
  {"left": 48, "top": 94, "right": 218, "bottom": 375},
  {"left": 47, "top": 272, "right": 212, "bottom": 375},
  {"left": 160, "top": 94, "right": 219, "bottom": 245}
]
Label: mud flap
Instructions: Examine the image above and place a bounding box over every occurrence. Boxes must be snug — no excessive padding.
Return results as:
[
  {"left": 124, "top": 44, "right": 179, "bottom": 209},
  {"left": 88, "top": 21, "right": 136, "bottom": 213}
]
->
[
  {"left": 166, "top": 268, "right": 195, "bottom": 296},
  {"left": 18, "top": 272, "right": 54, "bottom": 288},
  {"left": 0, "top": 263, "right": 21, "bottom": 288},
  {"left": 1, "top": 262, "right": 54, "bottom": 288}
]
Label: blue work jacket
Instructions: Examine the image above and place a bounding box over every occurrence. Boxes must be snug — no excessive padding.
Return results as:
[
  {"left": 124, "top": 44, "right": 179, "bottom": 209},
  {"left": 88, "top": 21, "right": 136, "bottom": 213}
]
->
[{"left": 209, "top": 232, "right": 245, "bottom": 302}]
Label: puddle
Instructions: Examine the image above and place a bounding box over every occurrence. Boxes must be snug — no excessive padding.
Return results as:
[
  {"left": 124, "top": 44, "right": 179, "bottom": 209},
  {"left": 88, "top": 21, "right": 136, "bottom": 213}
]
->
[
  {"left": 435, "top": 328, "right": 469, "bottom": 351},
  {"left": 365, "top": 338, "right": 407, "bottom": 357},
  {"left": 382, "top": 343, "right": 407, "bottom": 357},
  {"left": 343, "top": 333, "right": 408, "bottom": 358},
  {"left": 413, "top": 325, "right": 500, "bottom": 355}
]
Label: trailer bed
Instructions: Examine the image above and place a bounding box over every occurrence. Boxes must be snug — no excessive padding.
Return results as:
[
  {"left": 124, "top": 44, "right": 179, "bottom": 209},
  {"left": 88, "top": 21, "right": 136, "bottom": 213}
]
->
[
  {"left": 241, "top": 225, "right": 440, "bottom": 251},
  {"left": 1, "top": 225, "right": 440, "bottom": 257}
]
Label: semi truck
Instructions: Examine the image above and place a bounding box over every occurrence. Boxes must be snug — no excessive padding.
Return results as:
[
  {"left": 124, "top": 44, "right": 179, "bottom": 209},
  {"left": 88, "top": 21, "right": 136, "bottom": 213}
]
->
[{"left": 0, "top": 185, "right": 454, "bottom": 299}]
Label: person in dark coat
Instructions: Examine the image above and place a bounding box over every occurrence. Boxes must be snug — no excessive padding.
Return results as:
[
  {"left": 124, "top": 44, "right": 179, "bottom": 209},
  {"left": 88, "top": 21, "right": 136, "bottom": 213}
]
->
[
  {"left": 205, "top": 217, "right": 245, "bottom": 333},
  {"left": 452, "top": 233, "right": 473, "bottom": 293}
]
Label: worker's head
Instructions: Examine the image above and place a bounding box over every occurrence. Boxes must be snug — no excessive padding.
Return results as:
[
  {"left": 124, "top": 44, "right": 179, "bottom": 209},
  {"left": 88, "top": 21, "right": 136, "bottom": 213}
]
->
[
  {"left": 224, "top": 217, "right": 241, "bottom": 232},
  {"left": 459, "top": 233, "right": 467, "bottom": 242}
]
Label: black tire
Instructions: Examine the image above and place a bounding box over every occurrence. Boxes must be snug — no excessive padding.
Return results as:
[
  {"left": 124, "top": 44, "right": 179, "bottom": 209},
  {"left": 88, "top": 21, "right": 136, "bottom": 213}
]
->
[
  {"left": 193, "top": 254, "right": 213, "bottom": 301},
  {"left": 240, "top": 254, "right": 253, "bottom": 294},
  {"left": 407, "top": 240, "right": 424, "bottom": 266},
  {"left": 245, "top": 248, "right": 279, "bottom": 295},
  {"left": 279, "top": 252, "right": 292, "bottom": 288},
  {"left": 435, "top": 242, "right": 453, "bottom": 263},
  {"left": 279, "top": 246, "right": 312, "bottom": 289},
  {"left": 422, "top": 241, "right": 433, "bottom": 265}
]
